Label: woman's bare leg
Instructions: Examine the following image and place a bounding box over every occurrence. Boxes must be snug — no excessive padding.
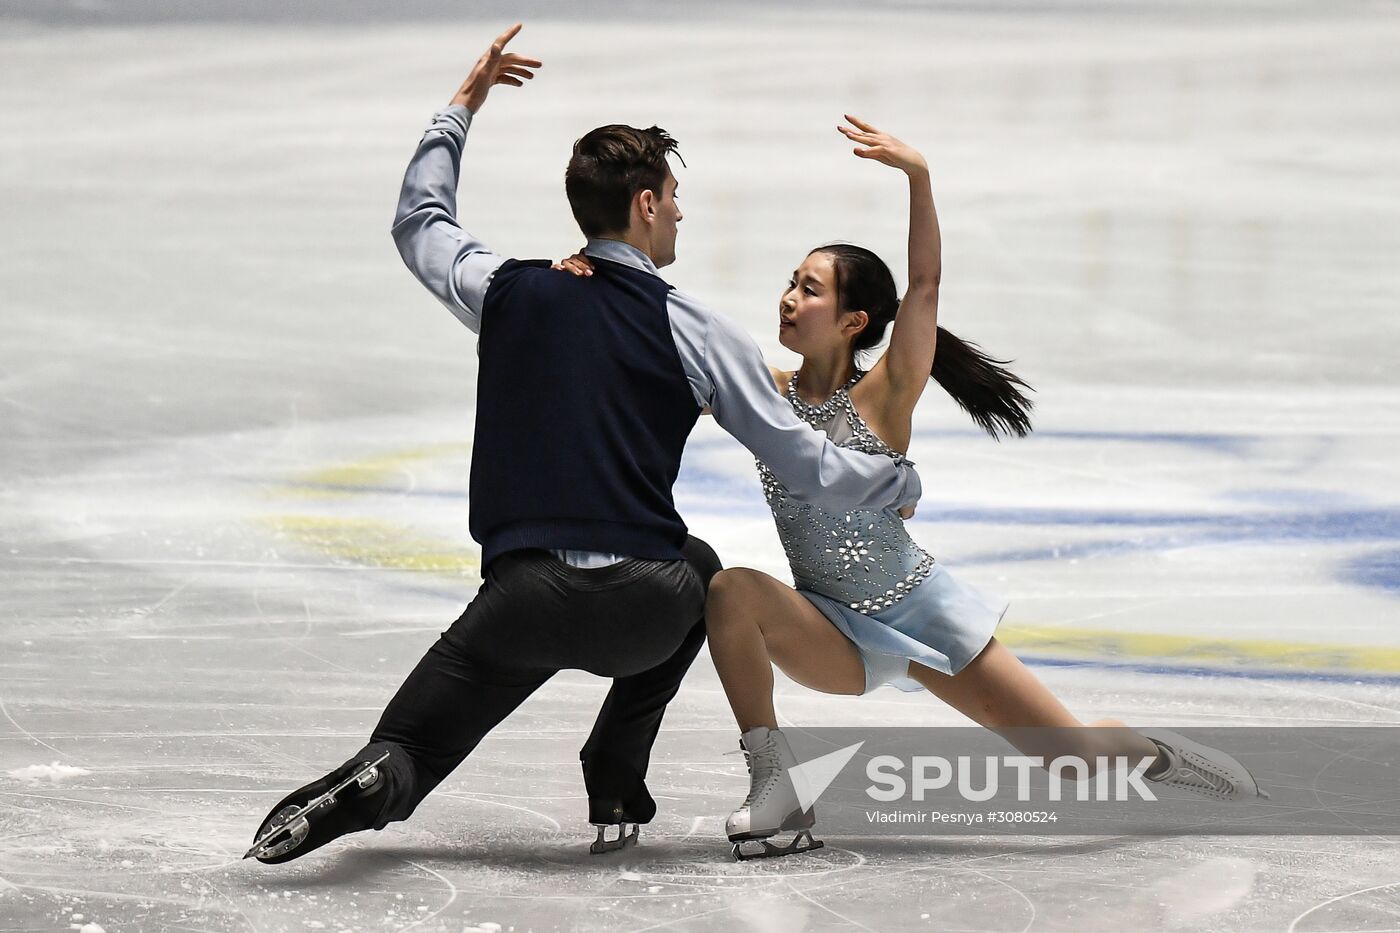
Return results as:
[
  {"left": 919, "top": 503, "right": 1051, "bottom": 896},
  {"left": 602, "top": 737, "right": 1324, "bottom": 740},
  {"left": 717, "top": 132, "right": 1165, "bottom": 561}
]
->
[
  {"left": 705, "top": 568, "right": 865, "bottom": 731},
  {"left": 908, "top": 638, "right": 1161, "bottom": 766}
]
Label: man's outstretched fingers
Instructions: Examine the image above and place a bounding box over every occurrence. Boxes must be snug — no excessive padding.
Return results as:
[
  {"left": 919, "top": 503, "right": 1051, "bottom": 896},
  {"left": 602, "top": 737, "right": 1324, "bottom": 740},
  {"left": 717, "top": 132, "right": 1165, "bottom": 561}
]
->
[{"left": 452, "top": 23, "right": 541, "bottom": 113}]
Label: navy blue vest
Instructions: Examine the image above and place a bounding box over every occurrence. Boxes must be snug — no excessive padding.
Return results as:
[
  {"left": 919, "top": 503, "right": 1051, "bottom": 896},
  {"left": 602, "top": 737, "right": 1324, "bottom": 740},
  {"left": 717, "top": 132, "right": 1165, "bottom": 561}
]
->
[{"left": 470, "top": 257, "right": 701, "bottom": 569}]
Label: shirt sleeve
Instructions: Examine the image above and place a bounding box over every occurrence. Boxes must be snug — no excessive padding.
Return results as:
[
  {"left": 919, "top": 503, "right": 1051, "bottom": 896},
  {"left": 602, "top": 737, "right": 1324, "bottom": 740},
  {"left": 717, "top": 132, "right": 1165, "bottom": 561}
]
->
[
  {"left": 665, "top": 290, "right": 922, "bottom": 513},
  {"left": 390, "top": 104, "right": 505, "bottom": 333}
]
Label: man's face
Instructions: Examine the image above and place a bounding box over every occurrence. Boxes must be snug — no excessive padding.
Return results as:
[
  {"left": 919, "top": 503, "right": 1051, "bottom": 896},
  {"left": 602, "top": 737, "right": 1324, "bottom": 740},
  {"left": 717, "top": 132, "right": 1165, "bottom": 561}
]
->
[{"left": 649, "top": 167, "right": 683, "bottom": 267}]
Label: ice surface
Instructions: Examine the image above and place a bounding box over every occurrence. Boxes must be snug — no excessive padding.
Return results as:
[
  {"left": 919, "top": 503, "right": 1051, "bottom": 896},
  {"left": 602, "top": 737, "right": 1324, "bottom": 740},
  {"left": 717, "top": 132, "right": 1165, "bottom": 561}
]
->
[{"left": 2, "top": 3, "right": 1399, "bottom": 931}]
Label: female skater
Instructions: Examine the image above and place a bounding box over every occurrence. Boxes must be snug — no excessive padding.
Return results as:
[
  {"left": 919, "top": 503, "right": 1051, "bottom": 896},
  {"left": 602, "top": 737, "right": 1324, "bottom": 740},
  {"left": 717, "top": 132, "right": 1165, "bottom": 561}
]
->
[{"left": 558, "top": 116, "right": 1264, "bottom": 859}]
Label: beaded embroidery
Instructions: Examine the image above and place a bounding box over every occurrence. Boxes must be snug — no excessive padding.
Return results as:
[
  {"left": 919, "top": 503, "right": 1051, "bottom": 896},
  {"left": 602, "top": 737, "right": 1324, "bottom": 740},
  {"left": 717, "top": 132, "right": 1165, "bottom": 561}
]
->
[{"left": 757, "top": 370, "right": 936, "bottom": 614}]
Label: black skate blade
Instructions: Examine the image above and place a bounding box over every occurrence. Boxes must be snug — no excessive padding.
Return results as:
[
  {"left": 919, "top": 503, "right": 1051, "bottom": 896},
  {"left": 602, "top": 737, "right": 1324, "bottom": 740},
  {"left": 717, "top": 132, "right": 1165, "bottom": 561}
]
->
[
  {"left": 732, "top": 830, "right": 824, "bottom": 862},
  {"left": 588, "top": 822, "right": 639, "bottom": 855},
  {"left": 245, "top": 751, "right": 389, "bottom": 861}
]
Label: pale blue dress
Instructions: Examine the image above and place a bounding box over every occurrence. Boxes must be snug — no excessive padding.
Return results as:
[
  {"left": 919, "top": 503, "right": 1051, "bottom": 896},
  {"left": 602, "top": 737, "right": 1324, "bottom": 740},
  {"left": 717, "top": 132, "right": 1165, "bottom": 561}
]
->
[{"left": 756, "top": 371, "right": 1008, "bottom": 693}]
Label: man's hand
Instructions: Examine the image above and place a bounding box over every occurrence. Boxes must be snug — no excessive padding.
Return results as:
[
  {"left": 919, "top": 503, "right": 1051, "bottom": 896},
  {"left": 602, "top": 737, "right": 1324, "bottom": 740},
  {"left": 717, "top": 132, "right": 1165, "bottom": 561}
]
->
[
  {"left": 898, "top": 503, "right": 916, "bottom": 520},
  {"left": 450, "top": 23, "right": 542, "bottom": 114}
]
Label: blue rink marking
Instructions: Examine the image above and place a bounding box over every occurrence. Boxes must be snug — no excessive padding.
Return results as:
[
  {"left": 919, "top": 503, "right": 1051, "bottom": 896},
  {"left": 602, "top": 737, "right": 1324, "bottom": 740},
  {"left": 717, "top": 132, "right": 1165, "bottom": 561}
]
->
[
  {"left": 273, "top": 426, "right": 1400, "bottom": 602},
  {"left": 1017, "top": 655, "right": 1400, "bottom": 687},
  {"left": 1342, "top": 549, "right": 1400, "bottom": 595},
  {"left": 942, "top": 506, "right": 1400, "bottom": 564}
]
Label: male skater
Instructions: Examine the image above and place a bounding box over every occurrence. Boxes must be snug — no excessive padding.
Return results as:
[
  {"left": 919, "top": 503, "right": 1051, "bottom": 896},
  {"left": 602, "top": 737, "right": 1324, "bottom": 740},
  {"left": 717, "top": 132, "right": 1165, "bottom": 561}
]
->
[{"left": 248, "top": 24, "right": 920, "bottom": 862}]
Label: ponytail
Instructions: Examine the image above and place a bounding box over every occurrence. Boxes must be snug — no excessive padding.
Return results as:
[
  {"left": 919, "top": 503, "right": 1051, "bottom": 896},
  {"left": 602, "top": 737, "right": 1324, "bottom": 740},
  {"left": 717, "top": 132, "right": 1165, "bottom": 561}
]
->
[
  {"left": 931, "top": 326, "right": 1033, "bottom": 440},
  {"left": 814, "top": 243, "right": 1035, "bottom": 441}
]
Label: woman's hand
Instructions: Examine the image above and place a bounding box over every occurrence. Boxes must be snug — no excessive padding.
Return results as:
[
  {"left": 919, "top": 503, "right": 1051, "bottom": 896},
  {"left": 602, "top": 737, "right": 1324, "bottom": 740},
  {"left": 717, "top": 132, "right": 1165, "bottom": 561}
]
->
[
  {"left": 552, "top": 252, "right": 594, "bottom": 276},
  {"left": 838, "top": 115, "right": 927, "bottom": 176},
  {"left": 449, "top": 23, "right": 542, "bottom": 114}
]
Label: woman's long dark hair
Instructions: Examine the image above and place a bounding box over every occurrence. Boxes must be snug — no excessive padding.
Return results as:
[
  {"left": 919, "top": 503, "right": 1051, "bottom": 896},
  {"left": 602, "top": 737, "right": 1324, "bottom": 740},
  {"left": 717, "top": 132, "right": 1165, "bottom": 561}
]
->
[{"left": 814, "top": 243, "right": 1034, "bottom": 440}]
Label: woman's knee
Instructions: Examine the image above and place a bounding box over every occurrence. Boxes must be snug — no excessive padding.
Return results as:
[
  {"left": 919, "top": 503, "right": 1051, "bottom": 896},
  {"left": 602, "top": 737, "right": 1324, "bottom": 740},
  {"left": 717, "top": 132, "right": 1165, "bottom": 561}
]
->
[
  {"left": 705, "top": 569, "right": 802, "bottom": 644},
  {"left": 704, "top": 567, "right": 769, "bottom": 613}
]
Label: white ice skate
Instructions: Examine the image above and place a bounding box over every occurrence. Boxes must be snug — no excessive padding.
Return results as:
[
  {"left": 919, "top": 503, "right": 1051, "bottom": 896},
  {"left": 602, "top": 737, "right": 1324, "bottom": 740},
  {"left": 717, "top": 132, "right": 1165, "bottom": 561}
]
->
[
  {"left": 727, "top": 726, "right": 823, "bottom": 861},
  {"left": 1139, "top": 728, "right": 1269, "bottom": 801}
]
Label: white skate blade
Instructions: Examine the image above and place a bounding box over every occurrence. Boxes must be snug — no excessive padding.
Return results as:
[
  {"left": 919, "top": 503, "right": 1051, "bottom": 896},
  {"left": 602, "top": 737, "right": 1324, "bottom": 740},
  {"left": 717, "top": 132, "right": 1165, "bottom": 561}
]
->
[
  {"left": 244, "top": 751, "right": 390, "bottom": 860},
  {"left": 588, "top": 822, "right": 639, "bottom": 855},
  {"left": 732, "top": 829, "right": 824, "bottom": 862}
]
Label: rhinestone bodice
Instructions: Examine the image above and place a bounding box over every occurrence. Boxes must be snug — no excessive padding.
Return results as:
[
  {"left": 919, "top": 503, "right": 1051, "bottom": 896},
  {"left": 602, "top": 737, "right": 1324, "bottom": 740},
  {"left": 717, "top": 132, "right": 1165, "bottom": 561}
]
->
[{"left": 756, "top": 371, "right": 935, "bottom": 614}]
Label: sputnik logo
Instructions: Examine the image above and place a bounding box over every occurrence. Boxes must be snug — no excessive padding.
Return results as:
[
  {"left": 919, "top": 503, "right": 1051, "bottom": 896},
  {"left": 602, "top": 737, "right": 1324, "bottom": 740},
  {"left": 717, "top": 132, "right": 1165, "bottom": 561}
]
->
[{"left": 789, "top": 741, "right": 865, "bottom": 811}]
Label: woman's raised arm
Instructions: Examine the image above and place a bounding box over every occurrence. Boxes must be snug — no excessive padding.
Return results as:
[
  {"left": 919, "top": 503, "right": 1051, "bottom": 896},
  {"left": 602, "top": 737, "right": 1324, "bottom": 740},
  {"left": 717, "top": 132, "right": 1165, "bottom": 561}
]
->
[{"left": 838, "top": 116, "right": 941, "bottom": 402}]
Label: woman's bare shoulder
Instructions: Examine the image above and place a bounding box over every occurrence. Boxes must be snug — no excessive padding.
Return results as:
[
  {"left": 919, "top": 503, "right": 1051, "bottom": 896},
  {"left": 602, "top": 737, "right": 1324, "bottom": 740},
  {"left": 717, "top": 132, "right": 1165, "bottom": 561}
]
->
[{"left": 768, "top": 367, "right": 790, "bottom": 394}]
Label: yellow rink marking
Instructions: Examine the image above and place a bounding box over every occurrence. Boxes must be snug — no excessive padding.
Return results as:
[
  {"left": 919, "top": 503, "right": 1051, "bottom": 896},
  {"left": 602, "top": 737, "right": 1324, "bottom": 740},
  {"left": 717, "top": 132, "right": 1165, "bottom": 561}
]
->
[
  {"left": 262, "top": 445, "right": 1400, "bottom": 677},
  {"left": 261, "top": 515, "right": 481, "bottom": 579},
  {"left": 269, "top": 442, "right": 473, "bottom": 500},
  {"left": 997, "top": 624, "right": 1400, "bottom": 675}
]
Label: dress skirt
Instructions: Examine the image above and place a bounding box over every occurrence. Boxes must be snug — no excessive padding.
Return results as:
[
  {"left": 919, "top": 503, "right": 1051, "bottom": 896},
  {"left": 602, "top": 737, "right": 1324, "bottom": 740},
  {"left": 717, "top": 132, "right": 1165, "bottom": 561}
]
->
[{"left": 798, "top": 562, "right": 1008, "bottom": 694}]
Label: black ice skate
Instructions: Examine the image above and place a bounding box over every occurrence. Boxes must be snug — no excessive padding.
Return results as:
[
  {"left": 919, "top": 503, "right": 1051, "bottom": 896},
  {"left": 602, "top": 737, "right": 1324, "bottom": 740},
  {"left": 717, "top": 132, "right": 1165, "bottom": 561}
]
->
[
  {"left": 583, "top": 755, "right": 654, "bottom": 855},
  {"left": 589, "top": 817, "right": 640, "bottom": 855},
  {"left": 245, "top": 751, "right": 390, "bottom": 863}
]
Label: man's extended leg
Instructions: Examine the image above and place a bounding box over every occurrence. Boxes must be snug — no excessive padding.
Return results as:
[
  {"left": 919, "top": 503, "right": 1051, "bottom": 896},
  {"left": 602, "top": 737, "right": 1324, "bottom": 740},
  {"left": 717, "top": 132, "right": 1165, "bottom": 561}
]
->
[
  {"left": 250, "top": 554, "right": 556, "bottom": 863},
  {"left": 360, "top": 636, "right": 554, "bottom": 826},
  {"left": 579, "top": 536, "right": 723, "bottom": 824}
]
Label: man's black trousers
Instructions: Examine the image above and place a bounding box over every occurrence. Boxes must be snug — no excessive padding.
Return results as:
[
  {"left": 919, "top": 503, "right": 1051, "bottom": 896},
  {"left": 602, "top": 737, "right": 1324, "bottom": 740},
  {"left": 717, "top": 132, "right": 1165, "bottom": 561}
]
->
[{"left": 354, "top": 535, "right": 722, "bottom": 827}]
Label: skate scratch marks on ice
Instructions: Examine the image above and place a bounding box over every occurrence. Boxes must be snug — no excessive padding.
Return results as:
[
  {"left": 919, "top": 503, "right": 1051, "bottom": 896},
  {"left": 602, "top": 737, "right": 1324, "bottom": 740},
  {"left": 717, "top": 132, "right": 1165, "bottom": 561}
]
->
[
  {"left": 181, "top": 869, "right": 263, "bottom": 933},
  {"left": 394, "top": 856, "right": 458, "bottom": 933},
  {"left": 1286, "top": 879, "right": 1400, "bottom": 933},
  {"left": 0, "top": 695, "right": 64, "bottom": 756},
  {"left": 811, "top": 855, "right": 1037, "bottom": 933},
  {"left": 0, "top": 791, "right": 162, "bottom": 815},
  {"left": 436, "top": 792, "right": 561, "bottom": 831},
  {"left": 793, "top": 843, "right": 1041, "bottom": 921},
  {"left": 282, "top": 597, "right": 361, "bottom": 675},
  {"left": 958, "top": 865, "right": 1037, "bottom": 933},
  {"left": 786, "top": 881, "right": 875, "bottom": 933},
  {"left": 1277, "top": 685, "right": 1400, "bottom": 721}
]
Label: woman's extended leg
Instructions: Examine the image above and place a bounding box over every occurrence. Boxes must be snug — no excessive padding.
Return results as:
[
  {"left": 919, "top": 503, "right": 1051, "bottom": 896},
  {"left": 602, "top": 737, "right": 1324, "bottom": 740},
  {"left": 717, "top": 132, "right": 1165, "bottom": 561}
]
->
[
  {"left": 907, "top": 637, "right": 1160, "bottom": 765},
  {"left": 705, "top": 568, "right": 865, "bottom": 731}
]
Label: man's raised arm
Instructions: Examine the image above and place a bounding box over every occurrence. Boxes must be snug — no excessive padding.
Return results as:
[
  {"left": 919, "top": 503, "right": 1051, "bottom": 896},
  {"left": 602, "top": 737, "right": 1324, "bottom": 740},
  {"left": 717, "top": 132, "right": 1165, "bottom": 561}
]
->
[{"left": 390, "top": 25, "right": 542, "bottom": 332}]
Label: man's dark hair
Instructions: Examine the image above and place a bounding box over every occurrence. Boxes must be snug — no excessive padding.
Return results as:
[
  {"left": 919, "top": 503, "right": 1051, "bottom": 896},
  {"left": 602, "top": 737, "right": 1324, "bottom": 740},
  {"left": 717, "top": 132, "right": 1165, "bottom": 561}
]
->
[{"left": 565, "top": 124, "right": 682, "bottom": 237}]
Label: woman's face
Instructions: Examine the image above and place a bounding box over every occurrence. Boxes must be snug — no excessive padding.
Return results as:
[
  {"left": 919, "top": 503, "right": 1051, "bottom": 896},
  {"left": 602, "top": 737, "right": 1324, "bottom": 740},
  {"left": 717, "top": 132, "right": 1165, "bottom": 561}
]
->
[{"left": 778, "top": 252, "right": 855, "bottom": 356}]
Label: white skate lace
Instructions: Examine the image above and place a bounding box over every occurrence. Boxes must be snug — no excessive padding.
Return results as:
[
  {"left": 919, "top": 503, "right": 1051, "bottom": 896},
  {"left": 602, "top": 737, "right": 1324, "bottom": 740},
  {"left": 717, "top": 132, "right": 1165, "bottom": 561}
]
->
[
  {"left": 1162, "top": 751, "right": 1235, "bottom": 799},
  {"left": 732, "top": 740, "right": 784, "bottom": 809}
]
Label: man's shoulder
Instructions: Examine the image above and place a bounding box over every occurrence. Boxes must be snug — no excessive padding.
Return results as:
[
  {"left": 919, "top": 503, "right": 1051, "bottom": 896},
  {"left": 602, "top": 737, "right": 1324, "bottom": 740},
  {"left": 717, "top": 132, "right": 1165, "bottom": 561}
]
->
[{"left": 496, "top": 258, "right": 553, "bottom": 272}]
